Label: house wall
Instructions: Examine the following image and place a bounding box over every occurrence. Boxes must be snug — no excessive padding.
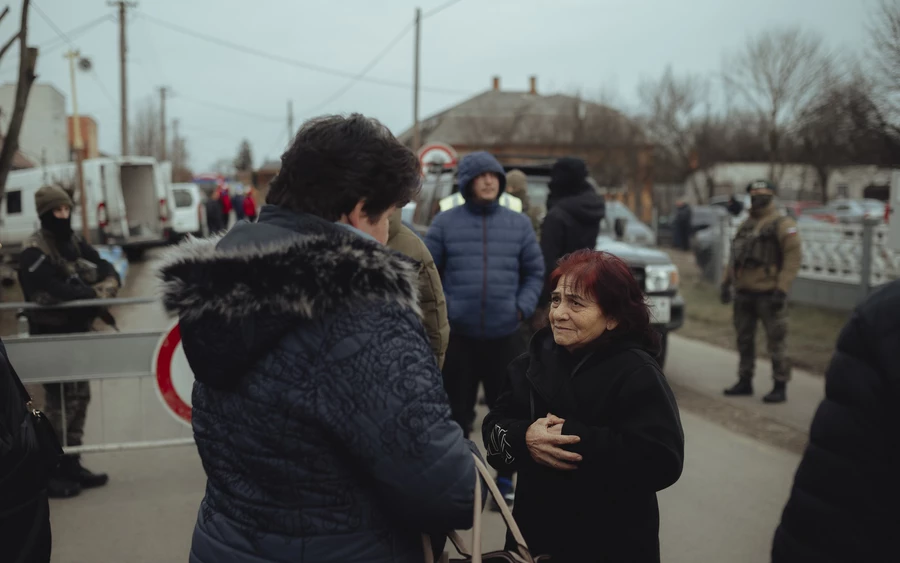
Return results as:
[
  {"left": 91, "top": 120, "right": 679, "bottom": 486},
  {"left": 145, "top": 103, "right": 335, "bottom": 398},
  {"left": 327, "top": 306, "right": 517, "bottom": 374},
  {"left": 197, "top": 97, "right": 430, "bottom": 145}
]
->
[{"left": 0, "top": 83, "right": 68, "bottom": 165}]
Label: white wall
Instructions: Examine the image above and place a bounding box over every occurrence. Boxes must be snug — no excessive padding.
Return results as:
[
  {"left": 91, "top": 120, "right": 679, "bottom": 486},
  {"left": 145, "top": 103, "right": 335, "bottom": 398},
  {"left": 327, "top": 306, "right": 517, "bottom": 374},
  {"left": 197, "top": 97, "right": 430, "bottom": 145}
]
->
[{"left": 0, "top": 83, "right": 68, "bottom": 165}]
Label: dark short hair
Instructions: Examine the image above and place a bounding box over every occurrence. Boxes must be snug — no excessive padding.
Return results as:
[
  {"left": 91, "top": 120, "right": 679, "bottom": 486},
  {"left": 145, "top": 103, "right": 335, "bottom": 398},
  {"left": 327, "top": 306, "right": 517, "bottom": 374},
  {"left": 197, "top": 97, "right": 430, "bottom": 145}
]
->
[
  {"left": 267, "top": 114, "right": 421, "bottom": 221},
  {"left": 550, "top": 249, "right": 659, "bottom": 347}
]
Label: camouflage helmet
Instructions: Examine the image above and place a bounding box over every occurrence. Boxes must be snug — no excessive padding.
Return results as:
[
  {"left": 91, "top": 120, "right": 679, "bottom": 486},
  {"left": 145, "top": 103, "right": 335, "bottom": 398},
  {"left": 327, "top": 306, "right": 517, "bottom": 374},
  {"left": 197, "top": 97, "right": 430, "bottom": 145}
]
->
[{"left": 745, "top": 179, "right": 777, "bottom": 194}]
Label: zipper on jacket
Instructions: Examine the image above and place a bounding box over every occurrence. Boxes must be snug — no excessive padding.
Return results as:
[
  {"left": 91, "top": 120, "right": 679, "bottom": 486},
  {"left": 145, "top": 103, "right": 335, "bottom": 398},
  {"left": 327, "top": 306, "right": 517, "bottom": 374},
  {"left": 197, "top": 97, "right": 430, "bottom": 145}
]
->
[{"left": 481, "top": 213, "right": 488, "bottom": 336}]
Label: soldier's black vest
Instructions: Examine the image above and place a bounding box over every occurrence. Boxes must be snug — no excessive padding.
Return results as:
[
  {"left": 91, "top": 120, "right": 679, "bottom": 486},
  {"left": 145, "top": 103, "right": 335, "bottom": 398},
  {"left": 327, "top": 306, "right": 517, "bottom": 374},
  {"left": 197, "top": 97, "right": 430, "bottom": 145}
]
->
[
  {"left": 731, "top": 215, "right": 785, "bottom": 273},
  {"left": 23, "top": 230, "right": 98, "bottom": 329}
]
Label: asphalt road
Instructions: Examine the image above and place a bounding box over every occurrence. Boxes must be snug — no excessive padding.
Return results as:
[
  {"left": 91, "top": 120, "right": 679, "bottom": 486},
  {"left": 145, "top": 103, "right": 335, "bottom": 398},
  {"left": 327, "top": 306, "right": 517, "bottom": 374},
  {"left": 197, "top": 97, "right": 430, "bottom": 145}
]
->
[{"left": 47, "top": 251, "right": 802, "bottom": 562}]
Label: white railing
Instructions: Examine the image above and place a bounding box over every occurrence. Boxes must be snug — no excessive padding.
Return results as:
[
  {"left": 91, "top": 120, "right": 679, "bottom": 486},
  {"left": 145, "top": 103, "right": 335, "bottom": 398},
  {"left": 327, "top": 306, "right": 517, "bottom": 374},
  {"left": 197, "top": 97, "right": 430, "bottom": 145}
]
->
[{"left": 723, "top": 221, "right": 899, "bottom": 286}]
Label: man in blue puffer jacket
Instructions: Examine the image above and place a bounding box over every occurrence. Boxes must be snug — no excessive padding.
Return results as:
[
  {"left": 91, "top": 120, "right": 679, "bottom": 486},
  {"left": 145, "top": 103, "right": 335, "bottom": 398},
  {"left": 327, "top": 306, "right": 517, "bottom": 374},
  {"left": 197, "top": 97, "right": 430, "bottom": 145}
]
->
[{"left": 425, "top": 151, "right": 544, "bottom": 508}]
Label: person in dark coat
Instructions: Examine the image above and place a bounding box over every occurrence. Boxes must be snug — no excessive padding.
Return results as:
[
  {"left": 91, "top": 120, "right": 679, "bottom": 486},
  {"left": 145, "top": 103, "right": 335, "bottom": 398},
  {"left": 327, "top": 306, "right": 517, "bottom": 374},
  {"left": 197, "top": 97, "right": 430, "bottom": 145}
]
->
[
  {"left": 160, "top": 114, "right": 484, "bottom": 563},
  {"left": 483, "top": 250, "right": 684, "bottom": 563},
  {"left": 204, "top": 190, "right": 226, "bottom": 234},
  {"left": 534, "top": 157, "right": 605, "bottom": 329},
  {"left": 726, "top": 194, "right": 744, "bottom": 217},
  {"left": 0, "top": 338, "right": 53, "bottom": 563},
  {"left": 424, "top": 151, "right": 544, "bottom": 507},
  {"left": 771, "top": 279, "right": 900, "bottom": 562},
  {"left": 672, "top": 200, "right": 693, "bottom": 251}
]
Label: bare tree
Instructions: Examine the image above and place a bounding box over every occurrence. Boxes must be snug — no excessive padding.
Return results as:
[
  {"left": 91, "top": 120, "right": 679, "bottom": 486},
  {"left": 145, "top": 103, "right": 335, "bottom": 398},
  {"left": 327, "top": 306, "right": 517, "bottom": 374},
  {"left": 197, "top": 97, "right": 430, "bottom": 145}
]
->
[
  {"left": 0, "top": 0, "right": 37, "bottom": 203},
  {"left": 638, "top": 66, "right": 716, "bottom": 201},
  {"left": 132, "top": 97, "right": 163, "bottom": 161},
  {"left": 869, "top": 0, "right": 900, "bottom": 128},
  {"left": 723, "top": 27, "right": 828, "bottom": 180},
  {"left": 233, "top": 139, "right": 253, "bottom": 172},
  {"left": 171, "top": 132, "right": 192, "bottom": 182},
  {"left": 796, "top": 66, "right": 900, "bottom": 202}
]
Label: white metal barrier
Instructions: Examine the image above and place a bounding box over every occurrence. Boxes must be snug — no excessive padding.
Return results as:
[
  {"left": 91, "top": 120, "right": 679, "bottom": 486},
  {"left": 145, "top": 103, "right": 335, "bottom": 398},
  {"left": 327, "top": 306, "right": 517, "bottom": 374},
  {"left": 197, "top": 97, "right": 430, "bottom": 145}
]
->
[{"left": 4, "top": 297, "right": 195, "bottom": 454}]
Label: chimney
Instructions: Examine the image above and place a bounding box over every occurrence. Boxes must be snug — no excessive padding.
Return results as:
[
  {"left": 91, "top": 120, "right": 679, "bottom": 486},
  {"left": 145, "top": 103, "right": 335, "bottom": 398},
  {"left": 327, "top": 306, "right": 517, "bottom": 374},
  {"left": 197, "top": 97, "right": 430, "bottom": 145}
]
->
[
  {"left": 492, "top": 76, "right": 500, "bottom": 91},
  {"left": 529, "top": 75, "right": 537, "bottom": 95}
]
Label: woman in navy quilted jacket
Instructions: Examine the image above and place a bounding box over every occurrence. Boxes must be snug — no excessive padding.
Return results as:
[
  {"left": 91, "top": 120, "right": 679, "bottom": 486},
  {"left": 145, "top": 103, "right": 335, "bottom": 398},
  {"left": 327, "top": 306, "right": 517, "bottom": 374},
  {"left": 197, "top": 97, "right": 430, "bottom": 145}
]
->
[
  {"left": 160, "top": 114, "right": 483, "bottom": 563},
  {"left": 425, "top": 151, "right": 544, "bottom": 507}
]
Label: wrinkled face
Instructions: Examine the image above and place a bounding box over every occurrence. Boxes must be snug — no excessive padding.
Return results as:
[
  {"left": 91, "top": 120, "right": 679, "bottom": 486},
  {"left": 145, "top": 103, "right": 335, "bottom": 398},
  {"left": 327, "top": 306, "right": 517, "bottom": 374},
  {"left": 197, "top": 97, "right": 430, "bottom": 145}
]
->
[
  {"left": 471, "top": 173, "right": 500, "bottom": 203},
  {"left": 549, "top": 275, "right": 617, "bottom": 351},
  {"left": 354, "top": 204, "right": 396, "bottom": 245},
  {"left": 53, "top": 205, "right": 71, "bottom": 219}
]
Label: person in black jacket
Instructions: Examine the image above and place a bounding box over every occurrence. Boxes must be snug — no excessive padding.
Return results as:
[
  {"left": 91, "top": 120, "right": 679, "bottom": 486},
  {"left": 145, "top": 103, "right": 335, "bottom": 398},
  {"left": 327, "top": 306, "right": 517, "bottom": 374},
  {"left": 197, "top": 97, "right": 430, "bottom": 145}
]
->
[
  {"left": 771, "top": 279, "right": 900, "bottom": 562},
  {"left": 18, "top": 185, "right": 119, "bottom": 499},
  {"left": 483, "top": 249, "right": 684, "bottom": 563},
  {"left": 537, "top": 158, "right": 605, "bottom": 327},
  {"left": 0, "top": 338, "right": 53, "bottom": 563}
]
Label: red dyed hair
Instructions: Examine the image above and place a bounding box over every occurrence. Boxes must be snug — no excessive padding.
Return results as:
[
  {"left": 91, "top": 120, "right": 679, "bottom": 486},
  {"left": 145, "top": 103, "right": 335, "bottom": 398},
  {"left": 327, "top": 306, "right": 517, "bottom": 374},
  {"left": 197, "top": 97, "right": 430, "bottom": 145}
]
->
[{"left": 549, "top": 249, "right": 658, "bottom": 346}]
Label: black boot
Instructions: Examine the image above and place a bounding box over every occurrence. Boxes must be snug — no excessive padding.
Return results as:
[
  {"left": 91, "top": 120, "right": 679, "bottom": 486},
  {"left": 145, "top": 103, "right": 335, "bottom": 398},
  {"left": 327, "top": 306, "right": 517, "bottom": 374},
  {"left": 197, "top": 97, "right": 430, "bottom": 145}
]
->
[
  {"left": 763, "top": 382, "right": 787, "bottom": 404},
  {"left": 724, "top": 378, "right": 753, "bottom": 396},
  {"left": 61, "top": 454, "right": 109, "bottom": 489},
  {"left": 47, "top": 475, "right": 81, "bottom": 498}
]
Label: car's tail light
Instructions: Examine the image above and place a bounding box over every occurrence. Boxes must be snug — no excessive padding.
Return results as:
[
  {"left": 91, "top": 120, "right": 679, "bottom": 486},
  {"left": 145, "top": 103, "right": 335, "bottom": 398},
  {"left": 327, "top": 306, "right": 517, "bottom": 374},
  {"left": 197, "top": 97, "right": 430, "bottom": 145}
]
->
[
  {"left": 97, "top": 202, "right": 108, "bottom": 229},
  {"left": 159, "top": 198, "right": 169, "bottom": 223}
]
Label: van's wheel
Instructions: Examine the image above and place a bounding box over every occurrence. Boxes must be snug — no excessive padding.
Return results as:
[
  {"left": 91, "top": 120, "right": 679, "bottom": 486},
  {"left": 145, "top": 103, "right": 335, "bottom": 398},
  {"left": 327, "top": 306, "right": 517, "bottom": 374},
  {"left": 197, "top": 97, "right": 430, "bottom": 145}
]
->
[
  {"left": 656, "top": 330, "right": 669, "bottom": 369},
  {"left": 125, "top": 248, "right": 145, "bottom": 262}
]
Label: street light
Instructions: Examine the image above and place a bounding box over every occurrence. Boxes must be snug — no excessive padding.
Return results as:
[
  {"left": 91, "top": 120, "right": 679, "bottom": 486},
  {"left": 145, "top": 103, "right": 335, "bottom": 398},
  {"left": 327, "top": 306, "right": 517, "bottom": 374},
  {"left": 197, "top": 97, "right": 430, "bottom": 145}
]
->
[{"left": 64, "top": 50, "right": 92, "bottom": 241}]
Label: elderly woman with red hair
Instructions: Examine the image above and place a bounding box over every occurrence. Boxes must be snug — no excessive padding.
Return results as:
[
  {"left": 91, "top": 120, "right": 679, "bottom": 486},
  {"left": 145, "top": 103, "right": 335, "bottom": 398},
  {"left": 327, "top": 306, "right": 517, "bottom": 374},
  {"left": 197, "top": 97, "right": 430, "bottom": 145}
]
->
[{"left": 483, "top": 249, "right": 684, "bottom": 563}]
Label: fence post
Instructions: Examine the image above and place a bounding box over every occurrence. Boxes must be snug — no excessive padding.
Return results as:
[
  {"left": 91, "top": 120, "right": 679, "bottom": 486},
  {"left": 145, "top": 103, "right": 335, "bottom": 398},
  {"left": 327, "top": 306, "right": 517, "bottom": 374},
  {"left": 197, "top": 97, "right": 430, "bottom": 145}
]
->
[
  {"left": 711, "top": 214, "right": 730, "bottom": 287},
  {"left": 860, "top": 219, "right": 875, "bottom": 302}
]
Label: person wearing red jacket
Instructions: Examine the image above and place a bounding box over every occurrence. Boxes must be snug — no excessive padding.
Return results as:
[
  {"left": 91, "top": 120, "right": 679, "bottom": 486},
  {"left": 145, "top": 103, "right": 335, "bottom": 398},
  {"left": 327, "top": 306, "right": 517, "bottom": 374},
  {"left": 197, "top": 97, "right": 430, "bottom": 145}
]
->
[{"left": 243, "top": 188, "right": 257, "bottom": 222}]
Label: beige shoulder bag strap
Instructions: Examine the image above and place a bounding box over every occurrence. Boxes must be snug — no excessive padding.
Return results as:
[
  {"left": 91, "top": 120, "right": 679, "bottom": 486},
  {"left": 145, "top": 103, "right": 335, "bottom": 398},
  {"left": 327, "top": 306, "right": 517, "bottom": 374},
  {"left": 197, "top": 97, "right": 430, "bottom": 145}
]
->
[{"left": 423, "top": 453, "right": 535, "bottom": 563}]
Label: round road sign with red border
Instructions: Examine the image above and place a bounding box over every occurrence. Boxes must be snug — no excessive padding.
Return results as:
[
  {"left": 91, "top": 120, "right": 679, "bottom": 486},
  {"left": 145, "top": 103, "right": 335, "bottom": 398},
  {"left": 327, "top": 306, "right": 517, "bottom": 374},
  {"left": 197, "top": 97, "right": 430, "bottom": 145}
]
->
[
  {"left": 153, "top": 321, "right": 194, "bottom": 427},
  {"left": 417, "top": 142, "right": 458, "bottom": 171}
]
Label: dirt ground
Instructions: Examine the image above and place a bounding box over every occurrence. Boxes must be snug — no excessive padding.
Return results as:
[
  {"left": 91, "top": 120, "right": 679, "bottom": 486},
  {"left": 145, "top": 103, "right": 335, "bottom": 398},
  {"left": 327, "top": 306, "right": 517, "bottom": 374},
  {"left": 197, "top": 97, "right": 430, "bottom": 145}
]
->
[{"left": 668, "top": 249, "right": 849, "bottom": 376}]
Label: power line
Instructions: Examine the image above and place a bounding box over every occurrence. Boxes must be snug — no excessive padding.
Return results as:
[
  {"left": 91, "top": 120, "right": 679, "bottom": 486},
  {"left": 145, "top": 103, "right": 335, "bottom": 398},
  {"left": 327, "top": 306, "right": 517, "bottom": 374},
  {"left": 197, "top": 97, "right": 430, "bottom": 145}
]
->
[
  {"left": 424, "top": 0, "right": 464, "bottom": 18},
  {"left": 301, "top": 21, "right": 414, "bottom": 115},
  {"left": 31, "top": 1, "right": 74, "bottom": 44},
  {"left": 135, "top": 11, "right": 468, "bottom": 96},
  {"left": 90, "top": 69, "right": 117, "bottom": 108},
  {"left": 40, "top": 15, "right": 113, "bottom": 53},
  {"left": 173, "top": 93, "right": 282, "bottom": 123}
]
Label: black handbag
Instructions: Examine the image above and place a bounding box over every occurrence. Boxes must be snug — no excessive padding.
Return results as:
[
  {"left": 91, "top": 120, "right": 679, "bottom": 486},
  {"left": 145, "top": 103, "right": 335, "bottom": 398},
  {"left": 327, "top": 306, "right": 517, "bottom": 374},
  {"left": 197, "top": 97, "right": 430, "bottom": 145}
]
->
[{"left": 8, "top": 360, "right": 63, "bottom": 477}]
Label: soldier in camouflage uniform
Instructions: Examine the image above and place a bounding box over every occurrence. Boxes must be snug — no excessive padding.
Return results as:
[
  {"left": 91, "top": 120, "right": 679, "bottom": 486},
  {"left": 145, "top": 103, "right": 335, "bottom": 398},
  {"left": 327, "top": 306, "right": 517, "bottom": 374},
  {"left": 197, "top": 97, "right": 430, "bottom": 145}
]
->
[
  {"left": 720, "top": 180, "right": 801, "bottom": 404},
  {"left": 17, "top": 185, "right": 121, "bottom": 498}
]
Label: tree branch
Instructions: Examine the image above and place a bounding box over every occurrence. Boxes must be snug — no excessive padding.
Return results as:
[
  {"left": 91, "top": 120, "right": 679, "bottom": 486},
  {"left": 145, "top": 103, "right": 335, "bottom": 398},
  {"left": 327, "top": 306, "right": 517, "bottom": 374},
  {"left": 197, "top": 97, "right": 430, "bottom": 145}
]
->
[{"left": 0, "top": 30, "right": 20, "bottom": 63}]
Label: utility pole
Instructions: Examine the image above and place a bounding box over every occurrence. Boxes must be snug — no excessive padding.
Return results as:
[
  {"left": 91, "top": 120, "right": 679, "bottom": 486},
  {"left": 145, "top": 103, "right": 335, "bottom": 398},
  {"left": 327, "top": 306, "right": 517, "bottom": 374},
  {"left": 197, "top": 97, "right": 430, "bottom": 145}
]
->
[
  {"left": 159, "top": 86, "right": 168, "bottom": 161},
  {"left": 412, "top": 7, "right": 422, "bottom": 152},
  {"left": 64, "top": 49, "right": 90, "bottom": 241},
  {"left": 287, "top": 100, "right": 294, "bottom": 140},
  {"left": 109, "top": 1, "right": 137, "bottom": 156}
]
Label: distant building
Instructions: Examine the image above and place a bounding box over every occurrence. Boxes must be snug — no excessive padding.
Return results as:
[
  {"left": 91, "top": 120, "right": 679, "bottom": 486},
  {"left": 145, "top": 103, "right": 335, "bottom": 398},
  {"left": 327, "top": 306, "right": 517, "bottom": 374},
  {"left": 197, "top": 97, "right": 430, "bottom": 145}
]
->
[
  {"left": 67, "top": 115, "right": 100, "bottom": 159},
  {"left": 397, "top": 76, "right": 655, "bottom": 222},
  {"left": 0, "top": 83, "right": 68, "bottom": 165}
]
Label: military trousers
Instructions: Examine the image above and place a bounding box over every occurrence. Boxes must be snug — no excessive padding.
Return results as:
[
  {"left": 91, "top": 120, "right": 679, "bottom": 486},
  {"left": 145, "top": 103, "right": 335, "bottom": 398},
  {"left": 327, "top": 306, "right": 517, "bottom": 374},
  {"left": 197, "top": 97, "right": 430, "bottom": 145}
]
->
[
  {"left": 733, "top": 292, "right": 791, "bottom": 383},
  {"left": 42, "top": 381, "right": 90, "bottom": 447}
]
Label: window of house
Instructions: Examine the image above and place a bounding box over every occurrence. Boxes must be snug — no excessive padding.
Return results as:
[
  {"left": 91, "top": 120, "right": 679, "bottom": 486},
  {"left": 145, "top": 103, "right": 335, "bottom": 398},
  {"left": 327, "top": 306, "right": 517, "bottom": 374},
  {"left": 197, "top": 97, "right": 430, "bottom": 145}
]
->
[
  {"left": 836, "top": 184, "right": 849, "bottom": 198},
  {"left": 5, "top": 190, "right": 22, "bottom": 215}
]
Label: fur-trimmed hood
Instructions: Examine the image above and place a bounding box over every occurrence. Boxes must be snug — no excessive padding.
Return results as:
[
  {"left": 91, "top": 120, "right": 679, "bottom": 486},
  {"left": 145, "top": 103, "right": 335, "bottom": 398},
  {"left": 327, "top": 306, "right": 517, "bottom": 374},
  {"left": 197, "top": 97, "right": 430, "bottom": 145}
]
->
[{"left": 157, "top": 206, "right": 421, "bottom": 388}]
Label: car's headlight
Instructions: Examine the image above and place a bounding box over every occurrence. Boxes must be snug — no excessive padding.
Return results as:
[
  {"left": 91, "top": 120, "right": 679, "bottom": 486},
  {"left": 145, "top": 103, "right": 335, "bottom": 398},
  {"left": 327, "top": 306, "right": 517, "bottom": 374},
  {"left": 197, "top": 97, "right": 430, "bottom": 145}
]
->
[{"left": 644, "top": 264, "right": 679, "bottom": 292}]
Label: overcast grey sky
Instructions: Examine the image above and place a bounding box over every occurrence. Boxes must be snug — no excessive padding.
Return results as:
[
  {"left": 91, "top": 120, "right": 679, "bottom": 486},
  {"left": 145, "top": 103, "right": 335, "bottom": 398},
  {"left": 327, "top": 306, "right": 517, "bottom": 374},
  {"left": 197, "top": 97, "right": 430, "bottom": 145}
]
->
[{"left": 0, "top": 0, "right": 878, "bottom": 171}]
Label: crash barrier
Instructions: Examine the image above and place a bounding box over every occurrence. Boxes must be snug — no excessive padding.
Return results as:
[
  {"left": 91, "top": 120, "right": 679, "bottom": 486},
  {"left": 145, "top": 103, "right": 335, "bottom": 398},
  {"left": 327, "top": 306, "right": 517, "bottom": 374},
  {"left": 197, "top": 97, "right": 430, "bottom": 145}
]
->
[
  {"left": 1, "top": 297, "right": 195, "bottom": 454},
  {"left": 710, "top": 217, "right": 899, "bottom": 308}
]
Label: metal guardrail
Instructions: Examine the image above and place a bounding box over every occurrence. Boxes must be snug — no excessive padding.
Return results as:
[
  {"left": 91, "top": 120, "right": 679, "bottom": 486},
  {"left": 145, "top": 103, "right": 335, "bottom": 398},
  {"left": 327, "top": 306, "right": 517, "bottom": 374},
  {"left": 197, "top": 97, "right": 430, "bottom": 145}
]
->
[{"left": 6, "top": 296, "right": 194, "bottom": 454}]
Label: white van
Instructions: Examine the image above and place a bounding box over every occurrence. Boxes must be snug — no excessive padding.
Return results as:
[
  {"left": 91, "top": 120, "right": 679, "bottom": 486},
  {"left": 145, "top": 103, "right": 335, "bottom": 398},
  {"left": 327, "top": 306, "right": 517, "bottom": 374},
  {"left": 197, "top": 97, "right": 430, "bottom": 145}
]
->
[
  {"left": 168, "top": 182, "right": 207, "bottom": 239},
  {"left": 1, "top": 156, "right": 172, "bottom": 261}
]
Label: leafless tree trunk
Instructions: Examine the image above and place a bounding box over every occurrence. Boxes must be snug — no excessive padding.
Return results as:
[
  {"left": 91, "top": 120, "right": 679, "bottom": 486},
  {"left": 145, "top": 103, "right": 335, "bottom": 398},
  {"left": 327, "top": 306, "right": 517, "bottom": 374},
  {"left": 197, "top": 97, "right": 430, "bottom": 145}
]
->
[
  {"left": 0, "top": 0, "right": 36, "bottom": 203},
  {"left": 869, "top": 0, "right": 900, "bottom": 128},
  {"left": 132, "top": 97, "right": 163, "bottom": 161},
  {"left": 723, "top": 27, "right": 827, "bottom": 181}
]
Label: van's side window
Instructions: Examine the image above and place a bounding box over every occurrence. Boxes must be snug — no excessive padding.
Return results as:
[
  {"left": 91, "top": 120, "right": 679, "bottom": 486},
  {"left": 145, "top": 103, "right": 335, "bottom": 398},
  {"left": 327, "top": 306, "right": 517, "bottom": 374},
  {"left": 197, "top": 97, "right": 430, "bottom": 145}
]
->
[{"left": 6, "top": 190, "right": 22, "bottom": 215}]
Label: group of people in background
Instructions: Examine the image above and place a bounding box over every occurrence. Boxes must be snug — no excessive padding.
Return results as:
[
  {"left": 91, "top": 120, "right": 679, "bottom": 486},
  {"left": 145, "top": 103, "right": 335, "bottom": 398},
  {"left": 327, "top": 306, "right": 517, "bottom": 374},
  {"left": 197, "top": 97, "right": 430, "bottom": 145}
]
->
[{"left": 205, "top": 183, "right": 258, "bottom": 234}]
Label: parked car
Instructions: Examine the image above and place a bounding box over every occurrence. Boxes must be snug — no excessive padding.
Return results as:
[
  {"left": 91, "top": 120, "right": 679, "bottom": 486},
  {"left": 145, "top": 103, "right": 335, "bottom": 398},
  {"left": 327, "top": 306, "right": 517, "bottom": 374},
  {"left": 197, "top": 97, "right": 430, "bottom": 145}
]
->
[
  {"left": 657, "top": 204, "right": 730, "bottom": 248},
  {"left": 168, "top": 183, "right": 208, "bottom": 240},
  {"left": 800, "top": 198, "right": 886, "bottom": 224}
]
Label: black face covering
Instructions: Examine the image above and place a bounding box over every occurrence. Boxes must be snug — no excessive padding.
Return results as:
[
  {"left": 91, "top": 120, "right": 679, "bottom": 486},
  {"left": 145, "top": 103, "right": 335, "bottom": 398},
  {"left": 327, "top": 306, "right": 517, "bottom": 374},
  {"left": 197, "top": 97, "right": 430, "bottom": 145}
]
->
[
  {"left": 40, "top": 213, "right": 73, "bottom": 239},
  {"left": 750, "top": 194, "right": 773, "bottom": 210}
]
